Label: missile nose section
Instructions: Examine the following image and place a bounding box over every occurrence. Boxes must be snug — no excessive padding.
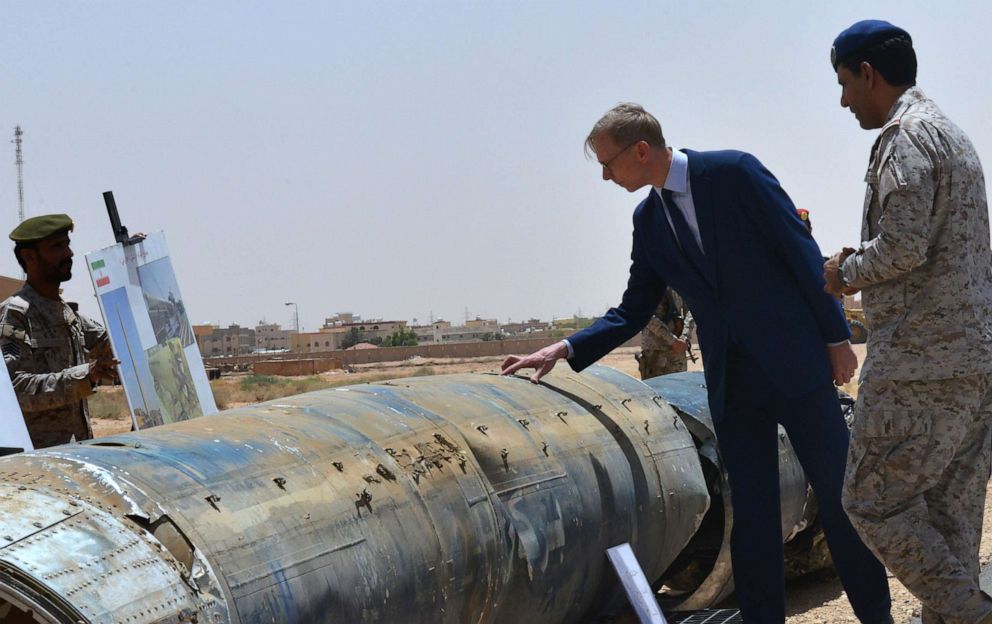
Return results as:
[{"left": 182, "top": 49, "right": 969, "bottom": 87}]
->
[{"left": 0, "top": 485, "right": 226, "bottom": 623}]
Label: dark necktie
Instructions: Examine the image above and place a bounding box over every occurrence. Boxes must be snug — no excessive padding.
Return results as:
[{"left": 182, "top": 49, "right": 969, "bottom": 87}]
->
[{"left": 661, "top": 188, "right": 707, "bottom": 275}]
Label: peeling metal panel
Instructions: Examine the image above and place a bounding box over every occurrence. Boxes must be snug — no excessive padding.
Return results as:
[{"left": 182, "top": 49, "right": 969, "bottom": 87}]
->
[{"left": 0, "top": 485, "right": 224, "bottom": 623}]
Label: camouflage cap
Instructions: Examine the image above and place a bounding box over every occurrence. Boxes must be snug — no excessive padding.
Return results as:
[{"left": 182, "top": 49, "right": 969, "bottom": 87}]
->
[{"left": 9, "top": 214, "right": 74, "bottom": 242}]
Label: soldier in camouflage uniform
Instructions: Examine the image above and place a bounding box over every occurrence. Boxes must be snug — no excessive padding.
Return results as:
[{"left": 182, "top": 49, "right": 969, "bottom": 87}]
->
[
  {"left": 0, "top": 215, "right": 118, "bottom": 449},
  {"left": 824, "top": 21, "right": 992, "bottom": 624},
  {"left": 636, "top": 287, "right": 694, "bottom": 379}
]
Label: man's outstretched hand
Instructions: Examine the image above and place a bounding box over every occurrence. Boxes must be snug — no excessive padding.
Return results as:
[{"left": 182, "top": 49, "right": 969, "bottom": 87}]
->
[{"left": 500, "top": 341, "right": 569, "bottom": 384}]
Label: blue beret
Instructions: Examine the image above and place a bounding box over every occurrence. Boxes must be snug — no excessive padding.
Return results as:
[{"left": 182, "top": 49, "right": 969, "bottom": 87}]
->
[{"left": 831, "top": 20, "right": 912, "bottom": 69}]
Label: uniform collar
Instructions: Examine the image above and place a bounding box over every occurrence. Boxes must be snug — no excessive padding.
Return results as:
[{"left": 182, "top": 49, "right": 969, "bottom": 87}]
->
[
  {"left": 20, "top": 282, "right": 64, "bottom": 306},
  {"left": 884, "top": 86, "right": 926, "bottom": 125}
]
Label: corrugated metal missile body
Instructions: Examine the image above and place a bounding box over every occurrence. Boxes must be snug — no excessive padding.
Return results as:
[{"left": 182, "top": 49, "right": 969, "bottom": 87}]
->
[{"left": 0, "top": 365, "right": 711, "bottom": 623}]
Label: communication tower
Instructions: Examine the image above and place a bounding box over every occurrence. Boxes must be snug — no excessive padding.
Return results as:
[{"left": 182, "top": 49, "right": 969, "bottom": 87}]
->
[{"left": 13, "top": 126, "right": 25, "bottom": 224}]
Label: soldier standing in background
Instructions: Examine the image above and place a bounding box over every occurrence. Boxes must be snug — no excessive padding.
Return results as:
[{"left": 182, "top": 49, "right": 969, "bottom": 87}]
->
[
  {"left": 824, "top": 21, "right": 992, "bottom": 624},
  {"left": 0, "top": 215, "right": 118, "bottom": 449},
  {"left": 636, "top": 287, "right": 694, "bottom": 379}
]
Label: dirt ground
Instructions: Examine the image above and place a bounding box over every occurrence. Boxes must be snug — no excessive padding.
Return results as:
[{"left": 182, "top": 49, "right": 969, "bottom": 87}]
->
[{"left": 89, "top": 345, "right": 991, "bottom": 622}]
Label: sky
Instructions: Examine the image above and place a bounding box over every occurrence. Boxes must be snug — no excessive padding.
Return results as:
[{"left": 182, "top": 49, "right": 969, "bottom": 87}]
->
[{"left": 2, "top": 1, "right": 990, "bottom": 332}]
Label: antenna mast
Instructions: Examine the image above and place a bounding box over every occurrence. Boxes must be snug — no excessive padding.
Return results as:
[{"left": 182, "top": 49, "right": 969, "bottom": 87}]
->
[{"left": 13, "top": 126, "right": 24, "bottom": 224}]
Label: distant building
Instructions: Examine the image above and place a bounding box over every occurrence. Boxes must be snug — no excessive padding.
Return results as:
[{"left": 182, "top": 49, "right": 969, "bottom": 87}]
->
[
  {"left": 412, "top": 320, "right": 447, "bottom": 344},
  {"left": 255, "top": 322, "right": 292, "bottom": 351},
  {"left": 501, "top": 318, "right": 550, "bottom": 336},
  {"left": 291, "top": 331, "right": 343, "bottom": 353},
  {"left": 411, "top": 318, "right": 502, "bottom": 344},
  {"left": 341, "top": 320, "right": 407, "bottom": 339},
  {"left": 322, "top": 312, "right": 358, "bottom": 327},
  {"left": 0, "top": 275, "right": 24, "bottom": 301},
  {"left": 193, "top": 324, "right": 219, "bottom": 354},
  {"left": 551, "top": 316, "right": 594, "bottom": 332},
  {"left": 290, "top": 318, "right": 408, "bottom": 353},
  {"left": 197, "top": 324, "right": 255, "bottom": 356},
  {"left": 193, "top": 324, "right": 218, "bottom": 339},
  {"left": 464, "top": 317, "right": 499, "bottom": 330}
]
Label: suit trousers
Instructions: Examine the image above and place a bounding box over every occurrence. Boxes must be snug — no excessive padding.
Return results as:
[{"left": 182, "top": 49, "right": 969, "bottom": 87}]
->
[{"left": 713, "top": 343, "right": 891, "bottom": 624}]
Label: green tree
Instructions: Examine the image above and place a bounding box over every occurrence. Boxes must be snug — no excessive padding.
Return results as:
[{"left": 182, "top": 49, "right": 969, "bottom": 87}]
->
[
  {"left": 341, "top": 327, "right": 366, "bottom": 349},
  {"left": 383, "top": 328, "right": 419, "bottom": 347}
]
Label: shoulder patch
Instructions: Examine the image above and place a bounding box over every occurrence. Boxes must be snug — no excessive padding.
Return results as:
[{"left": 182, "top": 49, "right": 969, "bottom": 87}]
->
[{"left": 2, "top": 295, "right": 29, "bottom": 310}]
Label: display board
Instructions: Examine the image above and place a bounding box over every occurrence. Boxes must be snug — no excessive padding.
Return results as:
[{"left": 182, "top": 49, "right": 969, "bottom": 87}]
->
[
  {"left": 86, "top": 232, "right": 217, "bottom": 429},
  {"left": 0, "top": 364, "right": 31, "bottom": 455}
]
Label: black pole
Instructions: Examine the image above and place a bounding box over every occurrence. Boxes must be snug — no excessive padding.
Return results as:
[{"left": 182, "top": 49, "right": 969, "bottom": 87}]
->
[{"left": 103, "top": 191, "right": 141, "bottom": 246}]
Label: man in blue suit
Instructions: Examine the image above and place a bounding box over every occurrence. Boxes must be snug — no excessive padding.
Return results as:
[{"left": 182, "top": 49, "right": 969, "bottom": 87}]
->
[{"left": 501, "top": 103, "right": 892, "bottom": 623}]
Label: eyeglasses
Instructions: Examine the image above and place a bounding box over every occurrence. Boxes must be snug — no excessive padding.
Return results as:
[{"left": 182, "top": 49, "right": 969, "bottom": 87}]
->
[{"left": 598, "top": 141, "right": 640, "bottom": 174}]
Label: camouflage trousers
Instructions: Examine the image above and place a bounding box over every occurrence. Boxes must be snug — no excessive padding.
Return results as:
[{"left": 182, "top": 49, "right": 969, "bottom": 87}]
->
[
  {"left": 637, "top": 349, "right": 687, "bottom": 381},
  {"left": 24, "top": 408, "right": 91, "bottom": 450},
  {"left": 843, "top": 375, "right": 992, "bottom": 624}
]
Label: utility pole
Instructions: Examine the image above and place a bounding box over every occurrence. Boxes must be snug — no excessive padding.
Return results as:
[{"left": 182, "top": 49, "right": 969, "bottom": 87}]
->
[
  {"left": 13, "top": 126, "right": 24, "bottom": 225},
  {"left": 284, "top": 302, "right": 300, "bottom": 334}
]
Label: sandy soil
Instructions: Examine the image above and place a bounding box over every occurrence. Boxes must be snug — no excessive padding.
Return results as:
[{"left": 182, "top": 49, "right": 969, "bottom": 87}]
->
[{"left": 89, "top": 345, "right": 988, "bottom": 622}]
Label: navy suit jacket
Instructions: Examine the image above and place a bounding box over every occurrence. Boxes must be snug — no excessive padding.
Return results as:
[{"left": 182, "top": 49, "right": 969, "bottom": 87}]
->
[{"left": 568, "top": 149, "right": 849, "bottom": 420}]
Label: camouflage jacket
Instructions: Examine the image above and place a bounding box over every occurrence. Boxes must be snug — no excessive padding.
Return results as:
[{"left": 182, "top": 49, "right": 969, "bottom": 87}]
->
[
  {"left": 0, "top": 284, "right": 109, "bottom": 442},
  {"left": 842, "top": 87, "right": 992, "bottom": 380},
  {"left": 641, "top": 289, "right": 695, "bottom": 352}
]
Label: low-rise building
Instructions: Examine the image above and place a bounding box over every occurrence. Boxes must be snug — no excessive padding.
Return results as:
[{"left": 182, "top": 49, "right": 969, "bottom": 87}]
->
[
  {"left": 323, "top": 312, "right": 358, "bottom": 327},
  {"left": 197, "top": 324, "right": 256, "bottom": 356},
  {"left": 291, "top": 331, "right": 343, "bottom": 353},
  {"left": 255, "top": 322, "right": 293, "bottom": 351},
  {"left": 322, "top": 319, "right": 408, "bottom": 346},
  {"left": 501, "top": 318, "right": 550, "bottom": 336},
  {"left": 193, "top": 324, "right": 219, "bottom": 340},
  {"left": 551, "top": 316, "right": 594, "bottom": 332},
  {"left": 0, "top": 275, "right": 24, "bottom": 301},
  {"left": 411, "top": 319, "right": 502, "bottom": 344},
  {"left": 464, "top": 317, "right": 499, "bottom": 330}
]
